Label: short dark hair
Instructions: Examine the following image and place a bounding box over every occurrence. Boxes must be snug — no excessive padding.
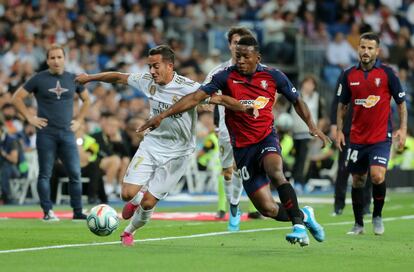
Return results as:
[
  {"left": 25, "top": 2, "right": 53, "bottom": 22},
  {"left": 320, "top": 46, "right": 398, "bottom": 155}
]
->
[
  {"left": 149, "top": 45, "right": 175, "bottom": 65},
  {"left": 46, "top": 43, "right": 65, "bottom": 59},
  {"left": 227, "top": 27, "right": 253, "bottom": 44},
  {"left": 237, "top": 36, "right": 259, "bottom": 52},
  {"left": 360, "top": 32, "right": 380, "bottom": 46}
]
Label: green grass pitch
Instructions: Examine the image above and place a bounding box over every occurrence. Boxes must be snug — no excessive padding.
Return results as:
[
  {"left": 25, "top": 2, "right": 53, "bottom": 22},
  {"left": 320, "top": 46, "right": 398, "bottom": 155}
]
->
[{"left": 0, "top": 191, "right": 413, "bottom": 272}]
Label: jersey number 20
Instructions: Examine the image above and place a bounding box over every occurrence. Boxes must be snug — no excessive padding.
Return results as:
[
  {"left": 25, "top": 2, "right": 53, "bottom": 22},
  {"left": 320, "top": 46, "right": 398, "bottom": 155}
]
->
[{"left": 237, "top": 166, "right": 250, "bottom": 181}]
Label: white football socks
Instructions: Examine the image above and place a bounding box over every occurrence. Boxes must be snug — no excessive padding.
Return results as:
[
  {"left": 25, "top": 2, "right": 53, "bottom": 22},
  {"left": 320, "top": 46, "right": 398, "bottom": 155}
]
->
[
  {"left": 125, "top": 206, "right": 154, "bottom": 234},
  {"left": 230, "top": 171, "right": 243, "bottom": 206},
  {"left": 223, "top": 178, "right": 232, "bottom": 204}
]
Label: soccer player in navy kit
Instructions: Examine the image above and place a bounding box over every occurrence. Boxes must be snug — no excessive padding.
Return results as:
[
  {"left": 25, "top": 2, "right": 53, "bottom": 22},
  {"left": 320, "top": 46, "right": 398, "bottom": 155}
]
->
[
  {"left": 336, "top": 32, "right": 407, "bottom": 235},
  {"left": 12, "top": 44, "right": 91, "bottom": 221},
  {"left": 140, "top": 36, "right": 328, "bottom": 247}
]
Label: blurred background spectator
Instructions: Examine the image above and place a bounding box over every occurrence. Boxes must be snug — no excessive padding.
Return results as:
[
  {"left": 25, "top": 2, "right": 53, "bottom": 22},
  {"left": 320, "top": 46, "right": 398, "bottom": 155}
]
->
[{"left": 1, "top": 0, "right": 413, "bottom": 204}]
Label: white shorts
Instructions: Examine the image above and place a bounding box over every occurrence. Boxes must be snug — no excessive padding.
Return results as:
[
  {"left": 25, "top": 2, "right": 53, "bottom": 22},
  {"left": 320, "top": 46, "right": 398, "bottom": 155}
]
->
[
  {"left": 219, "top": 138, "right": 234, "bottom": 169},
  {"left": 123, "top": 147, "right": 190, "bottom": 200}
]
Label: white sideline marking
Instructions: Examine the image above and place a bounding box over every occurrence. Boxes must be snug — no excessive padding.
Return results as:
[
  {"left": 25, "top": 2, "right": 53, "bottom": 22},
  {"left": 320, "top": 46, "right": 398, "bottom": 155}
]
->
[{"left": 1, "top": 215, "right": 413, "bottom": 254}]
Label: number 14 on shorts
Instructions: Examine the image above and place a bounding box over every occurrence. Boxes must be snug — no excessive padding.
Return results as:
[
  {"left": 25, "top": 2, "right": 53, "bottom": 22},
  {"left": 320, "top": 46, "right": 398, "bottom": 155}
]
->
[{"left": 347, "top": 149, "right": 359, "bottom": 163}]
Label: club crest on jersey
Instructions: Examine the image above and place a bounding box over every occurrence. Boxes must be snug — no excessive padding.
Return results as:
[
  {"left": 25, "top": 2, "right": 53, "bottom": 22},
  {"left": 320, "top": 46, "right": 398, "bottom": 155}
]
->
[
  {"left": 354, "top": 95, "right": 380, "bottom": 108},
  {"left": 172, "top": 95, "right": 179, "bottom": 104},
  {"left": 253, "top": 96, "right": 270, "bottom": 109},
  {"left": 149, "top": 85, "right": 156, "bottom": 95},
  {"left": 375, "top": 78, "right": 381, "bottom": 87},
  {"left": 260, "top": 80, "right": 268, "bottom": 90}
]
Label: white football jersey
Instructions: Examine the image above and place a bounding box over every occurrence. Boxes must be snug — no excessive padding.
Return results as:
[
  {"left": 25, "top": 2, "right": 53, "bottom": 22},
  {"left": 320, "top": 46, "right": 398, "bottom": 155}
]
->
[
  {"left": 204, "top": 60, "right": 232, "bottom": 142},
  {"left": 128, "top": 72, "right": 200, "bottom": 158}
]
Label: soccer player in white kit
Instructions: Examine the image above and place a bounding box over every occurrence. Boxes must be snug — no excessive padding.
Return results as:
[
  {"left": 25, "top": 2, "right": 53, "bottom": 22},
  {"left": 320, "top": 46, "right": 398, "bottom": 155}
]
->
[{"left": 75, "top": 45, "right": 254, "bottom": 246}]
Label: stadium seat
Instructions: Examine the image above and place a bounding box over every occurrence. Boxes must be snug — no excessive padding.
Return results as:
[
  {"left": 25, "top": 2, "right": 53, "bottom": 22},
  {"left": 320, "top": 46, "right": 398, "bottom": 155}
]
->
[
  {"left": 55, "top": 177, "right": 90, "bottom": 205},
  {"left": 306, "top": 159, "right": 338, "bottom": 192},
  {"left": 10, "top": 150, "right": 39, "bottom": 205}
]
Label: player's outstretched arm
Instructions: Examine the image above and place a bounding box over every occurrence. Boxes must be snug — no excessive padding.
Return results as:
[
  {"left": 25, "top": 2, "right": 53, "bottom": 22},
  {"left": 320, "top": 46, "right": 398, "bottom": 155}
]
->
[
  {"left": 393, "top": 101, "right": 407, "bottom": 150},
  {"left": 293, "top": 97, "right": 331, "bottom": 147},
  {"left": 210, "top": 95, "right": 259, "bottom": 118},
  {"left": 138, "top": 90, "right": 209, "bottom": 132},
  {"left": 75, "top": 72, "right": 129, "bottom": 85}
]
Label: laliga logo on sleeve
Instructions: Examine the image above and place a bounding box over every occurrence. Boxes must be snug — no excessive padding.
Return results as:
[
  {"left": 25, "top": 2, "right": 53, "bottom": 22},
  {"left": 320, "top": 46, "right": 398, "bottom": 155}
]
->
[{"left": 253, "top": 96, "right": 270, "bottom": 109}]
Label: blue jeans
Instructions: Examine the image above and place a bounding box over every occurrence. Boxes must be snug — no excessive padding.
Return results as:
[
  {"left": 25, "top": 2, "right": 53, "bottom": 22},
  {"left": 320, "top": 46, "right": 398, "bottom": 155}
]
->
[{"left": 36, "top": 128, "right": 82, "bottom": 213}]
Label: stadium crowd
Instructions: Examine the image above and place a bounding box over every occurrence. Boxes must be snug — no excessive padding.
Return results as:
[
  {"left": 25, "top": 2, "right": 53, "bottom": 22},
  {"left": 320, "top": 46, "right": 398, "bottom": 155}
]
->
[{"left": 1, "top": 0, "right": 414, "bottom": 205}]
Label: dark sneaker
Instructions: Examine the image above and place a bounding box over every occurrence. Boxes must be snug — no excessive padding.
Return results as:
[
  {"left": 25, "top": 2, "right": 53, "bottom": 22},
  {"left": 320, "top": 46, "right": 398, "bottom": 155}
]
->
[
  {"left": 73, "top": 213, "right": 87, "bottom": 220},
  {"left": 43, "top": 210, "right": 60, "bottom": 222},
  {"left": 247, "top": 211, "right": 263, "bottom": 219},
  {"left": 215, "top": 210, "right": 226, "bottom": 220},
  {"left": 347, "top": 224, "right": 364, "bottom": 235},
  {"left": 332, "top": 208, "right": 343, "bottom": 216}
]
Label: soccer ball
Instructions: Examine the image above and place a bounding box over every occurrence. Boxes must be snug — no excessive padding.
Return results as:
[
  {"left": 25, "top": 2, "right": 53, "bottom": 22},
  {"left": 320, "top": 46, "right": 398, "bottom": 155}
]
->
[{"left": 87, "top": 204, "right": 119, "bottom": 236}]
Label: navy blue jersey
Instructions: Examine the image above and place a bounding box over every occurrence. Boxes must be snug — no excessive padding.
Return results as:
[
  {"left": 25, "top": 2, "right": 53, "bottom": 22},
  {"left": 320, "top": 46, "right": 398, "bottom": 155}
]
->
[
  {"left": 337, "top": 60, "right": 406, "bottom": 144},
  {"left": 330, "top": 74, "right": 353, "bottom": 136},
  {"left": 23, "top": 70, "right": 85, "bottom": 130}
]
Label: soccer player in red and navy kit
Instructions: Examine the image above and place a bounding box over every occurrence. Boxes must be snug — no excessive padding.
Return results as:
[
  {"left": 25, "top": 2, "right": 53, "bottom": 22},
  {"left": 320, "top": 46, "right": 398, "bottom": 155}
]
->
[
  {"left": 336, "top": 32, "right": 407, "bottom": 235},
  {"left": 140, "top": 36, "right": 330, "bottom": 247}
]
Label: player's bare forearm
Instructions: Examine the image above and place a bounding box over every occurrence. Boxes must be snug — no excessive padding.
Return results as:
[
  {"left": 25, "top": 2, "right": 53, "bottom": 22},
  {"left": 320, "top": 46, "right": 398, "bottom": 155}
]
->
[
  {"left": 393, "top": 102, "right": 408, "bottom": 149},
  {"left": 210, "top": 95, "right": 245, "bottom": 112},
  {"left": 139, "top": 90, "right": 208, "bottom": 132},
  {"left": 397, "top": 102, "right": 407, "bottom": 131},
  {"left": 335, "top": 103, "right": 348, "bottom": 151},
  {"left": 160, "top": 90, "right": 208, "bottom": 119},
  {"left": 336, "top": 103, "right": 348, "bottom": 133},
  {"left": 75, "top": 72, "right": 129, "bottom": 85}
]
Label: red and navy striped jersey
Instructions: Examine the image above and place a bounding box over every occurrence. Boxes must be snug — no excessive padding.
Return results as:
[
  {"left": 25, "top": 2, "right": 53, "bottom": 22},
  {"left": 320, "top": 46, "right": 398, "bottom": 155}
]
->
[
  {"left": 200, "top": 64, "right": 299, "bottom": 148},
  {"left": 338, "top": 60, "right": 406, "bottom": 145}
]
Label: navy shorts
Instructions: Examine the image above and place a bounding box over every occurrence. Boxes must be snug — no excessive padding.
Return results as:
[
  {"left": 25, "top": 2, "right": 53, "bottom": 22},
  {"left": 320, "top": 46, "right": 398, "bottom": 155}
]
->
[
  {"left": 347, "top": 140, "right": 392, "bottom": 174},
  {"left": 233, "top": 130, "right": 282, "bottom": 195}
]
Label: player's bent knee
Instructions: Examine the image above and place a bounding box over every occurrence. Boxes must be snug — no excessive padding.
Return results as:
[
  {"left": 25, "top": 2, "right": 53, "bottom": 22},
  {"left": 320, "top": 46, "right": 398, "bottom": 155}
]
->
[
  {"left": 120, "top": 191, "right": 133, "bottom": 201},
  {"left": 121, "top": 184, "right": 141, "bottom": 201},
  {"left": 370, "top": 172, "right": 384, "bottom": 184}
]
